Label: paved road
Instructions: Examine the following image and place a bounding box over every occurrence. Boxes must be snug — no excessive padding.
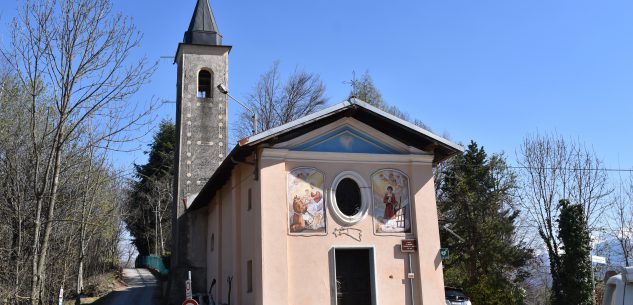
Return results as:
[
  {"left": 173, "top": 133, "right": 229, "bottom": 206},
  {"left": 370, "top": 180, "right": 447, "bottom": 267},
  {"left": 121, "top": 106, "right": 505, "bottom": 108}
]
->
[{"left": 94, "top": 268, "right": 160, "bottom": 305}]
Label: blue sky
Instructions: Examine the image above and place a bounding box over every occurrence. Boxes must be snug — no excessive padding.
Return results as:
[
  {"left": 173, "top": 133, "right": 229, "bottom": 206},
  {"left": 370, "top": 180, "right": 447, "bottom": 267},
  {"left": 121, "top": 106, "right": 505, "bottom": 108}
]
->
[{"left": 1, "top": 0, "right": 633, "bottom": 173}]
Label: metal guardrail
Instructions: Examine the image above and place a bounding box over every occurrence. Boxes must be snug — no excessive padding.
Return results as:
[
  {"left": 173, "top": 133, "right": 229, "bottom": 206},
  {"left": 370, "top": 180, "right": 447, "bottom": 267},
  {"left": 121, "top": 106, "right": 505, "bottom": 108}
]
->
[{"left": 135, "top": 255, "right": 169, "bottom": 276}]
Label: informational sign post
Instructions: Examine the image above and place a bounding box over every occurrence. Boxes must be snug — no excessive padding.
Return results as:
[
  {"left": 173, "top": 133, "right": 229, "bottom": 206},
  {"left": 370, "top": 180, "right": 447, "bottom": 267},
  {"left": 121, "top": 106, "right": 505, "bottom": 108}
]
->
[
  {"left": 401, "top": 239, "right": 418, "bottom": 253},
  {"left": 185, "top": 279, "right": 192, "bottom": 300},
  {"left": 58, "top": 288, "right": 64, "bottom": 305},
  {"left": 185, "top": 271, "right": 193, "bottom": 300},
  {"left": 592, "top": 255, "right": 607, "bottom": 265},
  {"left": 182, "top": 270, "right": 197, "bottom": 305}
]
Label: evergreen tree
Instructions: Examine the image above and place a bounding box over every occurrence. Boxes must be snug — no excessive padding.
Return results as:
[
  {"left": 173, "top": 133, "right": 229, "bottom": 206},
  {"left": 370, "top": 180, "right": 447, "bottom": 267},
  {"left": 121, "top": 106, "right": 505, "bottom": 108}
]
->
[
  {"left": 124, "top": 120, "right": 176, "bottom": 256},
  {"left": 348, "top": 71, "right": 431, "bottom": 130},
  {"left": 556, "top": 199, "right": 593, "bottom": 305},
  {"left": 349, "top": 71, "right": 386, "bottom": 108},
  {"left": 437, "top": 141, "right": 532, "bottom": 305},
  {"left": 135, "top": 120, "right": 176, "bottom": 180}
]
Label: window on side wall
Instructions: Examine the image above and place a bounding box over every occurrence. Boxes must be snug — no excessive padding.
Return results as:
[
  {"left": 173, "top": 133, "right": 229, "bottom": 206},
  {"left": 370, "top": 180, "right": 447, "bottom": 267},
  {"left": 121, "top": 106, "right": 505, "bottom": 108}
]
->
[
  {"left": 247, "top": 260, "right": 253, "bottom": 293},
  {"left": 248, "top": 188, "right": 252, "bottom": 211}
]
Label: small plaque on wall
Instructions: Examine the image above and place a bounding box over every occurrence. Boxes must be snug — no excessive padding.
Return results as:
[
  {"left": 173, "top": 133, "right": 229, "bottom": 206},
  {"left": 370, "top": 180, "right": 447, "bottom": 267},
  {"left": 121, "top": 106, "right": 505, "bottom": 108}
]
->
[{"left": 400, "top": 239, "right": 418, "bottom": 253}]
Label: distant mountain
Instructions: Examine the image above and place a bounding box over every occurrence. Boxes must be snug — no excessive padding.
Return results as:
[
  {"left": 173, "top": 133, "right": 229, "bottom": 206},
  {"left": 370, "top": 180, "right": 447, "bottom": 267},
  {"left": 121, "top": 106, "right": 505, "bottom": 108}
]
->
[
  {"left": 594, "top": 238, "right": 630, "bottom": 268},
  {"left": 523, "top": 238, "right": 630, "bottom": 288}
]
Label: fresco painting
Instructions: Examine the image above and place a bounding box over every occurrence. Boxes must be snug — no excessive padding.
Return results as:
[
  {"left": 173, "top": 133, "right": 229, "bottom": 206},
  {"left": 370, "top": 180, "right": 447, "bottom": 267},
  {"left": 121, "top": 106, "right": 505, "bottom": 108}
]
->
[
  {"left": 372, "top": 169, "right": 411, "bottom": 233},
  {"left": 288, "top": 168, "right": 326, "bottom": 234}
]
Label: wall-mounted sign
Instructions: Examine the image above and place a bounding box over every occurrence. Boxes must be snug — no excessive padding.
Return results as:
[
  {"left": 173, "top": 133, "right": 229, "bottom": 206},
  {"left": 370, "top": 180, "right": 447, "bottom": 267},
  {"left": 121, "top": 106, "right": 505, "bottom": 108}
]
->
[
  {"left": 592, "top": 255, "right": 606, "bottom": 265},
  {"left": 440, "top": 248, "right": 449, "bottom": 260},
  {"left": 185, "top": 279, "right": 192, "bottom": 300},
  {"left": 401, "top": 239, "right": 418, "bottom": 253}
]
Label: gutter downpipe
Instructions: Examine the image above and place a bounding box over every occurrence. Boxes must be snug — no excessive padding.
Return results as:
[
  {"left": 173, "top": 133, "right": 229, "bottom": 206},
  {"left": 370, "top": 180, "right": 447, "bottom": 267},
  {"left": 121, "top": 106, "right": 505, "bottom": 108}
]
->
[{"left": 409, "top": 253, "right": 415, "bottom": 305}]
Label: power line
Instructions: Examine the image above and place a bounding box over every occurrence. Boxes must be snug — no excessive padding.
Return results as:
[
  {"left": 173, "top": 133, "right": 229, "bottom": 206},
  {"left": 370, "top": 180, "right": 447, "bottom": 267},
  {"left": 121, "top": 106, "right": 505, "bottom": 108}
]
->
[
  {"left": 506, "top": 165, "right": 633, "bottom": 173},
  {"left": 440, "top": 162, "right": 633, "bottom": 173}
]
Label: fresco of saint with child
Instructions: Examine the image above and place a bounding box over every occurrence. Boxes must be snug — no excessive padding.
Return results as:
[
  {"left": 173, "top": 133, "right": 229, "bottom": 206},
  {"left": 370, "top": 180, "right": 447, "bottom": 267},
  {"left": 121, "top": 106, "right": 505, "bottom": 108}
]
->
[
  {"left": 372, "top": 169, "right": 411, "bottom": 234},
  {"left": 288, "top": 167, "right": 326, "bottom": 234}
]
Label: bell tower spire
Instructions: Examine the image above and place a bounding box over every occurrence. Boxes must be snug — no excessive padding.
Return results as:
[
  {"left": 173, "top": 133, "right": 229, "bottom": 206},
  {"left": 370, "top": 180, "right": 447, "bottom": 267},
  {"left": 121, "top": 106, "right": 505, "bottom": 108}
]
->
[
  {"left": 184, "top": 0, "right": 222, "bottom": 45},
  {"left": 170, "top": 0, "right": 231, "bottom": 302}
]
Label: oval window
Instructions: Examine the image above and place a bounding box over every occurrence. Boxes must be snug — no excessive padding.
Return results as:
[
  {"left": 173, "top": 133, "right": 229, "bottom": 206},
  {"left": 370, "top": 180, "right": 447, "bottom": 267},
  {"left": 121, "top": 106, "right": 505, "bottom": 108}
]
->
[{"left": 335, "top": 178, "right": 361, "bottom": 217}]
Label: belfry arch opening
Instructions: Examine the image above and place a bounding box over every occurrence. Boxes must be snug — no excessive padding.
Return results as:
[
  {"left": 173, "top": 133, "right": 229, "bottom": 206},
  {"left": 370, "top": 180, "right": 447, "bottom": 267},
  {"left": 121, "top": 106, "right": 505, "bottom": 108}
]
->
[{"left": 198, "top": 69, "right": 213, "bottom": 98}]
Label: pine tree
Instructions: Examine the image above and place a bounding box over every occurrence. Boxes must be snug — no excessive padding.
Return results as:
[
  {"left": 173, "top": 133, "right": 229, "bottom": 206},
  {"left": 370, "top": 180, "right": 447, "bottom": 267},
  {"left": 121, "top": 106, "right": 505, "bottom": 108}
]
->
[
  {"left": 437, "top": 141, "right": 532, "bottom": 305},
  {"left": 124, "top": 120, "right": 176, "bottom": 256},
  {"left": 348, "top": 71, "right": 431, "bottom": 130},
  {"left": 349, "top": 71, "right": 386, "bottom": 108},
  {"left": 556, "top": 199, "right": 593, "bottom": 305}
]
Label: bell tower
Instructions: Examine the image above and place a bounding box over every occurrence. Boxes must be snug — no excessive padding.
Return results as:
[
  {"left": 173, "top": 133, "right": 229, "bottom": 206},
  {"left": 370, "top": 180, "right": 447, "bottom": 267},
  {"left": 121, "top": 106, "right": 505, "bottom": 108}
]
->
[{"left": 171, "top": 0, "right": 230, "bottom": 300}]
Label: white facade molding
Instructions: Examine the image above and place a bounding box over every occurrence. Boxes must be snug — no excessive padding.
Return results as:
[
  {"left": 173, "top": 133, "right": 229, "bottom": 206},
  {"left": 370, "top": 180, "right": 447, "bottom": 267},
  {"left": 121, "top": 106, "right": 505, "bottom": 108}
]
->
[{"left": 261, "top": 148, "right": 434, "bottom": 165}]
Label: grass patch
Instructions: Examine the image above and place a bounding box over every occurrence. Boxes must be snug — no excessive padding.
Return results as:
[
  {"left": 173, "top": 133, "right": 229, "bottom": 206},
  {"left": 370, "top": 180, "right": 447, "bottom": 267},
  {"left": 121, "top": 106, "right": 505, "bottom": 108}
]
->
[
  {"left": 62, "top": 269, "right": 124, "bottom": 305},
  {"left": 63, "top": 296, "right": 99, "bottom": 304}
]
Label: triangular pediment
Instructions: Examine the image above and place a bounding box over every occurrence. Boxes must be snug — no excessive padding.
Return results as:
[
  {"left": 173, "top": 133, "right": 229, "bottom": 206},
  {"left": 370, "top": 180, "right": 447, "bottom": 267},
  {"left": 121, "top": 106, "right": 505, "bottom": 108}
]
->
[
  {"left": 275, "top": 118, "right": 416, "bottom": 155},
  {"left": 292, "top": 126, "right": 398, "bottom": 154}
]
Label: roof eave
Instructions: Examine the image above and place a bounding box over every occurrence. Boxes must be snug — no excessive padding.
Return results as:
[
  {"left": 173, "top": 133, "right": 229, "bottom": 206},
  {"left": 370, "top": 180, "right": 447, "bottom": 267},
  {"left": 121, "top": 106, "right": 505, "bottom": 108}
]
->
[
  {"left": 188, "top": 98, "right": 464, "bottom": 211},
  {"left": 173, "top": 43, "right": 232, "bottom": 64},
  {"left": 242, "top": 98, "right": 463, "bottom": 154}
]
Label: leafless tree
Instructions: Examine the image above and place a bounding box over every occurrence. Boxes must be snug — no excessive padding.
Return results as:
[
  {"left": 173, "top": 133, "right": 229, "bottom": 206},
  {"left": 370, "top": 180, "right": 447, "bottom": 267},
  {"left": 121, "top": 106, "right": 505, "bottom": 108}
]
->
[
  {"left": 1, "top": 0, "right": 156, "bottom": 303},
  {"left": 139, "top": 174, "right": 173, "bottom": 256},
  {"left": 568, "top": 144, "right": 612, "bottom": 230},
  {"left": 234, "top": 61, "right": 327, "bottom": 140},
  {"left": 517, "top": 133, "right": 613, "bottom": 300},
  {"left": 0, "top": 70, "right": 33, "bottom": 303},
  {"left": 518, "top": 134, "right": 568, "bottom": 277},
  {"left": 521, "top": 255, "right": 553, "bottom": 305},
  {"left": 606, "top": 175, "right": 633, "bottom": 266},
  {"left": 0, "top": 69, "right": 129, "bottom": 304}
]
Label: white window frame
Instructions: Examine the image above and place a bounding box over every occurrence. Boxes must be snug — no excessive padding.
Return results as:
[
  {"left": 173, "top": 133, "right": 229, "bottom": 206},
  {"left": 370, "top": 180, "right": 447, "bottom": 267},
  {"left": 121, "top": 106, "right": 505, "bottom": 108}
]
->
[{"left": 329, "top": 171, "right": 371, "bottom": 225}]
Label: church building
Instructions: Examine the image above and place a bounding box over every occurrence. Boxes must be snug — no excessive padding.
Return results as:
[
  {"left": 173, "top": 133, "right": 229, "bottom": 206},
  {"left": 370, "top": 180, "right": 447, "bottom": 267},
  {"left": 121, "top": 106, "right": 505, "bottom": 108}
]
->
[{"left": 170, "top": 1, "right": 463, "bottom": 305}]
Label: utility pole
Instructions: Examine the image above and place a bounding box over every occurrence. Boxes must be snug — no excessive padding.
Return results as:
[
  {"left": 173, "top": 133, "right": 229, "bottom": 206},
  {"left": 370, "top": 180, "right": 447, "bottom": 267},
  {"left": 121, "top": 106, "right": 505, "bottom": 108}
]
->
[
  {"left": 154, "top": 205, "right": 159, "bottom": 256},
  {"left": 158, "top": 193, "right": 164, "bottom": 256}
]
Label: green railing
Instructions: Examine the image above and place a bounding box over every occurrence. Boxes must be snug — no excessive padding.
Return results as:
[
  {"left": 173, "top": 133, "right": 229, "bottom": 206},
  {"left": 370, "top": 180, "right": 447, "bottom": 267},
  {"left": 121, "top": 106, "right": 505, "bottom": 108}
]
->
[{"left": 135, "top": 255, "right": 169, "bottom": 276}]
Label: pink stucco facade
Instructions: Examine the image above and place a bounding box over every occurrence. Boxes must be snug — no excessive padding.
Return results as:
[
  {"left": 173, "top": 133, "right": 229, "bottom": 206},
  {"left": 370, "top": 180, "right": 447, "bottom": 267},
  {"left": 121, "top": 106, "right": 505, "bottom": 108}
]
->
[{"left": 200, "top": 118, "right": 449, "bottom": 305}]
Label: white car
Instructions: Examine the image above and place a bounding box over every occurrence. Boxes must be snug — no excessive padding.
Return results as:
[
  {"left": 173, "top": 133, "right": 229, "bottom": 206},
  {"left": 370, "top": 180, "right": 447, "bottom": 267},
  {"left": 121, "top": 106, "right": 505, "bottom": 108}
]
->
[{"left": 445, "top": 287, "right": 472, "bottom": 305}]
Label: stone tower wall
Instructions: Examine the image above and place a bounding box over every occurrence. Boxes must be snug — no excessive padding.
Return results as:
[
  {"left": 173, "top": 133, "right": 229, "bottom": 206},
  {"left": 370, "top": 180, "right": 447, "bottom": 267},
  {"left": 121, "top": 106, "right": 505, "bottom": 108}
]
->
[
  {"left": 175, "top": 45, "right": 229, "bottom": 214},
  {"left": 171, "top": 44, "right": 230, "bottom": 300}
]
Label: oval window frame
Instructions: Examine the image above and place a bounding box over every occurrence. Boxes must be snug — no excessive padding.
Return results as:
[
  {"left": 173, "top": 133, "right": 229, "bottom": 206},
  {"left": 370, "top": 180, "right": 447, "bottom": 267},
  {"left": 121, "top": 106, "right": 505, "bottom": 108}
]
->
[{"left": 329, "top": 171, "right": 370, "bottom": 225}]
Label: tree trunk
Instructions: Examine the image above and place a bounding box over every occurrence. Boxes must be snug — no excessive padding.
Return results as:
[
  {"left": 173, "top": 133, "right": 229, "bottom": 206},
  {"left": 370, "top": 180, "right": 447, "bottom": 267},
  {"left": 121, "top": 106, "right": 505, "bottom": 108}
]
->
[
  {"left": 75, "top": 224, "right": 86, "bottom": 304},
  {"left": 30, "top": 160, "right": 47, "bottom": 305},
  {"left": 76, "top": 194, "right": 88, "bottom": 304},
  {"left": 10, "top": 200, "right": 23, "bottom": 300},
  {"left": 34, "top": 125, "right": 65, "bottom": 305}
]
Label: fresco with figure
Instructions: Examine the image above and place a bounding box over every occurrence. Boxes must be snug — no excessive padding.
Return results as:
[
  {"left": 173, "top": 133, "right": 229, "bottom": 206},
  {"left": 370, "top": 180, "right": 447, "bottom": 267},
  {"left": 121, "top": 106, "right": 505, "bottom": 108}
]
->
[
  {"left": 288, "top": 167, "right": 326, "bottom": 234},
  {"left": 373, "top": 169, "right": 411, "bottom": 233}
]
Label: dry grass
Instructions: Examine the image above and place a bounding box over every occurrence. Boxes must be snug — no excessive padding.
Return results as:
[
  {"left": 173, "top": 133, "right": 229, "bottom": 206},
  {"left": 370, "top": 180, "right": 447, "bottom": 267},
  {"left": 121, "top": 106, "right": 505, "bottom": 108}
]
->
[{"left": 62, "top": 270, "right": 124, "bottom": 305}]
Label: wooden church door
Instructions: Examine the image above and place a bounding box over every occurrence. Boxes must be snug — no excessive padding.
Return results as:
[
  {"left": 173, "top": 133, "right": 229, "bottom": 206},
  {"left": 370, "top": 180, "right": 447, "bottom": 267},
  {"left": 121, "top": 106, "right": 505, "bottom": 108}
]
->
[{"left": 335, "top": 248, "right": 374, "bottom": 305}]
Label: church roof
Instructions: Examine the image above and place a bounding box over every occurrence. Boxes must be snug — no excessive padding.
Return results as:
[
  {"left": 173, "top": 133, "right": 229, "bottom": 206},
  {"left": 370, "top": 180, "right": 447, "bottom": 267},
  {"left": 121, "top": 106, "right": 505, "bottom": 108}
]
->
[
  {"left": 183, "top": 0, "right": 222, "bottom": 45},
  {"left": 239, "top": 98, "right": 461, "bottom": 154},
  {"left": 188, "top": 98, "right": 463, "bottom": 210}
]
